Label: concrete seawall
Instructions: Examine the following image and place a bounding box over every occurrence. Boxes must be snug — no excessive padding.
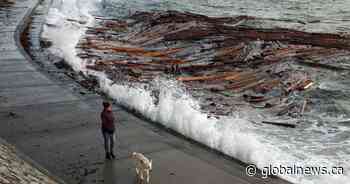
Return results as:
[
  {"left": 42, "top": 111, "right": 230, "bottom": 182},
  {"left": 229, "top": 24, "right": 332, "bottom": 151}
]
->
[{"left": 0, "top": 0, "right": 291, "bottom": 184}]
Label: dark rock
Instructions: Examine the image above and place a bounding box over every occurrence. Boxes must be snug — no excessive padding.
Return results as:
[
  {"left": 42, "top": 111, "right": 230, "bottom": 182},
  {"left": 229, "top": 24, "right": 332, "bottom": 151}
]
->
[
  {"left": 264, "top": 103, "right": 273, "bottom": 108},
  {"left": 209, "top": 87, "right": 221, "bottom": 92},
  {"left": 66, "top": 72, "right": 77, "bottom": 80},
  {"left": 54, "top": 60, "right": 71, "bottom": 70},
  {"left": 128, "top": 68, "right": 142, "bottom": 78},
  {"left": 40, "top": 39, "right": 52, "bottom": 48},
  {"left": 7, "top": 112, "right": 19, "bottom": 118}
]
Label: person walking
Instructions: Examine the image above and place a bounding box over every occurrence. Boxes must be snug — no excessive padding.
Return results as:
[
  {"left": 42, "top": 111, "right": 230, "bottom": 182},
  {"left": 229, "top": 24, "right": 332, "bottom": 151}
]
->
[{"left": 101, "top": 101, "right": 116, "bottom": 160}]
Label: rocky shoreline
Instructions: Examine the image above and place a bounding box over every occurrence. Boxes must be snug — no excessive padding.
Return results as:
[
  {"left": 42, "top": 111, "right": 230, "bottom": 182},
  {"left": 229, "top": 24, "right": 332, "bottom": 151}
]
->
[{"left": 0, "top": 139, "right": 59, "bottom": 184}]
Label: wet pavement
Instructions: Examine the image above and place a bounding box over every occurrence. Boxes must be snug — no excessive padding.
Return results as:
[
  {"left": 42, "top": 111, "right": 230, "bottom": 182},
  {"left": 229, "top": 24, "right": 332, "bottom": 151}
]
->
[{"left": 0, "top": 0, "right": 291, "bottom": 184}]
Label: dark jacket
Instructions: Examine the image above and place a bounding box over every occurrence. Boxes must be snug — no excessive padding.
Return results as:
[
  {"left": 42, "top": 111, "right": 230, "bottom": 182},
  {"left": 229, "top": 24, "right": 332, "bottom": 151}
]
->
[{"left": 101, "top": 109, "right": 115, "bottom": 132}]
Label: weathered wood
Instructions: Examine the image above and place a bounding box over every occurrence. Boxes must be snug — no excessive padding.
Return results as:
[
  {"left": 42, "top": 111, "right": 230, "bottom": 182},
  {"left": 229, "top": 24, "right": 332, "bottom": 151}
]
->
[
  {"left": 176, "top": 72, "right": 238, "bottom": 82},
  {"left": 76, "top": 10, "right": 350, "bottom": 118},
  {"left": 235, "top": 79, "right": 265, "bottom": 92},
  {"left": 66, "top": 18, "right": 87, "bottom": 24},
  {"left": 255, "top": 79, "right": 280, "bottom": 93},
  {"left": 298, "top": 80, "right": 313, "bottom": 90},
  {"left": 300, "top": 100, "right": 307, "bottom": 115},
  {"left": 225, "top": 75, "right": 260, "bottom": 89},
  {"left": 262, "top": 120, "right": 296, "bottom": 128},
  {"left": 277, "top": 103, "right": 297, "bottom": 116},
  {"left": 297, "top": 60, "right": 350, "bottom": 71},
  {"left": 243, "top": 94, "right": 266, "bottom": 103}
]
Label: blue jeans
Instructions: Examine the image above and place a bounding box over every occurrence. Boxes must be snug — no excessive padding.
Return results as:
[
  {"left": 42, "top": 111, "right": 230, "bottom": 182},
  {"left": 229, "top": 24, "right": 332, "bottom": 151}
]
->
[{"left": 102, "top": 129, "right": 115, "bottom": 154}]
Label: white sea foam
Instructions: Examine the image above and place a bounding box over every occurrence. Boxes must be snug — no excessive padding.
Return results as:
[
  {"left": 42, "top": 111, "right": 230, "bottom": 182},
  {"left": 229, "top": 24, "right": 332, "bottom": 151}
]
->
[{"left": 42, "top": 1, "right": 350, "bottom": 183}]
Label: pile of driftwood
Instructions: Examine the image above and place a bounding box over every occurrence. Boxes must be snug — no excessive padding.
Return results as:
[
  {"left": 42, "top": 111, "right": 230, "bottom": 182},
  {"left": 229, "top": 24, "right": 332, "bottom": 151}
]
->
[{"left": 75, "top": 11, "right": 350, "bottom": 126}]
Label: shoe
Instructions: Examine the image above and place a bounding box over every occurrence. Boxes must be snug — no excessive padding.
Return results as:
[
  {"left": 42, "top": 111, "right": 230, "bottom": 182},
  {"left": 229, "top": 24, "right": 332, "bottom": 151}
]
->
[
  {"left": 110, "top": 152, "right": 116, "bottom": 159},
  {"left": 105, "top": 153, "right": 111, "bottom": 160}
]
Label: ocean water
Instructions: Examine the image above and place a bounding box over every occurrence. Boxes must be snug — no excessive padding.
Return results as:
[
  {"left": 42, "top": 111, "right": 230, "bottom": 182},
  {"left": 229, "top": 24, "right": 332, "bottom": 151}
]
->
[
  {"left": 42, "top": 0, "right": 350, "bottom": 183},
  {"left": 102, "top": 0, "right": 350, "bottom": 33}
]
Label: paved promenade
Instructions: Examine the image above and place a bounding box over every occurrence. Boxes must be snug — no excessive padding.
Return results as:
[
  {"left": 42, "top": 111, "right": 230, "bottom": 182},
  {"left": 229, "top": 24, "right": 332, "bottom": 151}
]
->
[{"left": 0, "top": 0, "right": 291, "bottom": 184}]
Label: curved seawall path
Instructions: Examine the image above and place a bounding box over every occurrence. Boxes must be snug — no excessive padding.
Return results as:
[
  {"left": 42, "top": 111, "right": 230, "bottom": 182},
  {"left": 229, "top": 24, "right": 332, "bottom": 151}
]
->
[{"left": 0, "top": 0, "right": 291, "bottom": 184}]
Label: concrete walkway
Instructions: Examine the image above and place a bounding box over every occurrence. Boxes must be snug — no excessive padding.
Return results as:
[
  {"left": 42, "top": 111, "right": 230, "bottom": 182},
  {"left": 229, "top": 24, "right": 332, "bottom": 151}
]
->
[{"left": 0, "top": 1, "right": 291, "bottom": 184}]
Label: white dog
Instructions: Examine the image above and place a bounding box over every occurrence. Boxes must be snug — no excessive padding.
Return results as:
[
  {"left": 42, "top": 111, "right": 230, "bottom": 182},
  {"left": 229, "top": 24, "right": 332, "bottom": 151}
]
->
[{"left": 131, "top": 152, "right": 152, "bottom": 184}]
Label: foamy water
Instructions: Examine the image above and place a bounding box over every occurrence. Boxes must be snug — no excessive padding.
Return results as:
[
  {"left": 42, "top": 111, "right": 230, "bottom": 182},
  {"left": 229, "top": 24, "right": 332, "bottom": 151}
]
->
[{"left": 42, "top": 0, "right": 350, "bottom": 183}]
